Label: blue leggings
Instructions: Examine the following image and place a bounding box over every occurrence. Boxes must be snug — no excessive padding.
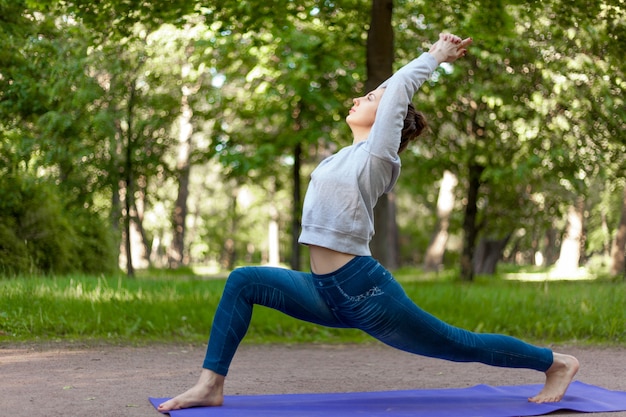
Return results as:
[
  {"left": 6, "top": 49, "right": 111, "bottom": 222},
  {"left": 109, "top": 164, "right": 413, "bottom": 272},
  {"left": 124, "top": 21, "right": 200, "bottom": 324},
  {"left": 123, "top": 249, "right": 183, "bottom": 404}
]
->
[{"left": 203, "top": 256, "right": 553, "bottom": 376}]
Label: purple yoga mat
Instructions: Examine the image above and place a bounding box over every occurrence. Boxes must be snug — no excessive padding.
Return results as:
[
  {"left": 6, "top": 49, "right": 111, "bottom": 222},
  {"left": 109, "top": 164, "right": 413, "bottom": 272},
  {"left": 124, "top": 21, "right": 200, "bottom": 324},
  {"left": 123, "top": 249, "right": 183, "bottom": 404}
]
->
[{"left": 150, "top": 380, "right": 626, "bottom": 417}]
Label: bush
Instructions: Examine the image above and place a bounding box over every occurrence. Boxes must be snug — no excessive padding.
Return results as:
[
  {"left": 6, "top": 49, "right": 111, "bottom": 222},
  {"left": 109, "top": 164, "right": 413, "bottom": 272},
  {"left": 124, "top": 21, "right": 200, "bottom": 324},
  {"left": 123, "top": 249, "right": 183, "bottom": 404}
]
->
[
  {"left": 0, "top": 222, "right": 31, "bottom": 275},
  {"left": 16, "top": 185, "right": 79, "bottom": 273},
  {"left": 72, "top": 209, "right": 118, "bottom": 275},
  {"left": 0, "top": 174, "right": 118, "bottom": 276}
]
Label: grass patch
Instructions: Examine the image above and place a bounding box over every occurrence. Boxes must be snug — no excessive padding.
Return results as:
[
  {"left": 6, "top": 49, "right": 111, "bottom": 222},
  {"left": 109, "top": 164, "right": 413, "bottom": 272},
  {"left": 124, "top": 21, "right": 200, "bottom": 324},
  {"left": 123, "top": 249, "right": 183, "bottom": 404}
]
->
[{"left": 0, "top": 270, "right": 624, "bottom": 345}]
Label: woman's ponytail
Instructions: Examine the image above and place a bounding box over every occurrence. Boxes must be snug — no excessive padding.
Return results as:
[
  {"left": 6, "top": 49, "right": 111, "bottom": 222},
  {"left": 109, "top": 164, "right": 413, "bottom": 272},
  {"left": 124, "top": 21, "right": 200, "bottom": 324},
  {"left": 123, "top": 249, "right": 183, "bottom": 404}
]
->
[{"left": 398, "top": 103, "right": 428, "bottom": 154}]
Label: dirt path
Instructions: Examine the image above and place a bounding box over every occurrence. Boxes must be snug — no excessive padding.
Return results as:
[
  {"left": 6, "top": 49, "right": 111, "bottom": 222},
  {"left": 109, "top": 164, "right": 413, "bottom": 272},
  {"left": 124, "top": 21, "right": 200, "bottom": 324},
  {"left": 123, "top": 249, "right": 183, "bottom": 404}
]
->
[{"left": 1, "top": 342, "right": 624, "bottom": 417}]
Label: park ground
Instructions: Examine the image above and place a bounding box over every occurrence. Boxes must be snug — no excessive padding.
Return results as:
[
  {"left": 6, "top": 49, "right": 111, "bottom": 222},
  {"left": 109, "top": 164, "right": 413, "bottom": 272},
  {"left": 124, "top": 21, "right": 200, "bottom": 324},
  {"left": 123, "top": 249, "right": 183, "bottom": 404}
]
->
[{"left": 1, "top": 342, "right": 625, "bottom": 417}]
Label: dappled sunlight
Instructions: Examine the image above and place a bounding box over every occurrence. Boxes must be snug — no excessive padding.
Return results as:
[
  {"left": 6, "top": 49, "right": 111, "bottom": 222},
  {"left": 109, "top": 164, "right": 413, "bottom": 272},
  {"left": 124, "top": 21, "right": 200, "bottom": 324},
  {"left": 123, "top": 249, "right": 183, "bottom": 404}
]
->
[
  {"left": 192, "top": 264, "right": 232, "bottom": 279},
  {"left": 0, "top": 275, "right": 223, "bottom": 341},
  {"left": 1, "top": 273, "right": 623, "bottom": 343},
  {"left": 5, "top": 276, "right": 196, "bottom": 304},
  {"left": 47, "top": 277, "right": 151, "bottom": 302},
  {"left": 393, "top": 269, "right": 457, "bottom": 283},
  {"left": 504, "top": 267, "right": 595, "bottom": 282}
]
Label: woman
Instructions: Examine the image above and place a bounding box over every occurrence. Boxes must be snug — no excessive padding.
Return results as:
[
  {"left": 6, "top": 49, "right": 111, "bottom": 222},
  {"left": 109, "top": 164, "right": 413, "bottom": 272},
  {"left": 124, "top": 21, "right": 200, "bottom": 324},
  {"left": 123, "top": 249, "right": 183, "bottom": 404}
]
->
[{"left": 158, "top": 33, "right": 578, "bottom": 412}]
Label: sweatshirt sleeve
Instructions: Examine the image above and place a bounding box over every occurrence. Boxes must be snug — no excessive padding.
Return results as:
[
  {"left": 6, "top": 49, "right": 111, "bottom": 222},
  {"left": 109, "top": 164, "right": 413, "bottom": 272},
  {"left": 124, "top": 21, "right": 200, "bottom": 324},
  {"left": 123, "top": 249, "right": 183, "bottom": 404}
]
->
[{"left": 364, "top": 52, "right": 439, "bottom": 161}]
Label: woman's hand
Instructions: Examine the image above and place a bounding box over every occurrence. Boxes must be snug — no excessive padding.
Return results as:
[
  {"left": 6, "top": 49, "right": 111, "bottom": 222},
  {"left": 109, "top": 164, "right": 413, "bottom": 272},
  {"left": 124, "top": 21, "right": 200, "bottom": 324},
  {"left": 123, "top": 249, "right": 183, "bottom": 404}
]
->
[{"left": 428, "top": 33, "right": 472, "bottom": 64}]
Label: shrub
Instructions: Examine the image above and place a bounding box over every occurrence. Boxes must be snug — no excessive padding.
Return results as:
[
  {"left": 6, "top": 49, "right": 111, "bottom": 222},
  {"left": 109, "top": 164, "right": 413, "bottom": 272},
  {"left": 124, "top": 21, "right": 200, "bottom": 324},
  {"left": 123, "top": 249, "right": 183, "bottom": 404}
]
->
[
  {"left": 71, "top": 209, "right": 118, "bottom": 275},
  {"left": 0, "top": 173, "right": 118, "bottom": 276},
  {"left": 0, "top": 222, "right": 31, "bottom": 275}
]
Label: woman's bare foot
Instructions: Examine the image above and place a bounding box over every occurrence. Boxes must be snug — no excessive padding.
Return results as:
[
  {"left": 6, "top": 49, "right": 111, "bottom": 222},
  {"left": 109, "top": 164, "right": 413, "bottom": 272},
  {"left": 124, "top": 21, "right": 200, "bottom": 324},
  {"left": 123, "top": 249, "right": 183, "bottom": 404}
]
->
[
  {"left": 529, "top": 352, "right": 579, "bottom": 403},
  {"left": 158, "top": 369, "right": 225, "bottom": 412}
]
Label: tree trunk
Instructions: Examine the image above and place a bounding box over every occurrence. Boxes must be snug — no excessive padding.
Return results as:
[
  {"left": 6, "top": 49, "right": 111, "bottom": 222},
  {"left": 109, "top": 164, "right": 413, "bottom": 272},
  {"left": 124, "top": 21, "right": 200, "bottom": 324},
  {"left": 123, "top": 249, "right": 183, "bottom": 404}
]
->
[
  {"left": 168, "top": 89, "right": 193, "bottom": 269},
  {"left": 291, "top": 142, "right": 302, "bottom": 270},
  {"left": 366, "top": 0, "right": 393, "bottom": 88},
  {"left": 371, "top": 193, "right": 400, "bottom": 269},
  {"left": 543, "top": 228, "right": 559, "bottom": 266},
  {"left": 367, "top": 0, "right": 398, "bottom": 269},
  {"left": 610, "top": 185, "right": 626, "bottom": 278},
  {"left": 111, "top": 179, "right": 122, "bottom": 251},
  {"left": 220, "top": 191, "right": 238, "bottom": 270},
  {"left": 123, "top": 79, "right": 137, "bottom": 277},
  {"left": 473, "top": 234, "right": 511, "bottom": 275},
  {"left": 460, "top": 163, "right": 484, "bottom": 281},
  {"left": 131, "top": 180, "right": 151, "bottom": 268},
  {"left": 110, "top": 120, "right": 124, "bottom": 270},
  {"left": 554, "top": 197, "right": 585, "bottom": 277},
  {"left": 424, "top": 170, "right": 457, "bottom": 271},
  {"left": 121, "top": 214, "right": 150, "bottom": 270},
  {"left": 268, "top": 202, "right": 280, "bottom": 266}
]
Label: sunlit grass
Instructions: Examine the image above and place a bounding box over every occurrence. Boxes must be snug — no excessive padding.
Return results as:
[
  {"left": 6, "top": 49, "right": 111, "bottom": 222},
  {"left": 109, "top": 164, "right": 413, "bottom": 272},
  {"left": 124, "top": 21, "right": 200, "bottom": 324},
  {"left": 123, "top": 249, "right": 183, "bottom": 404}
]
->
[
  {"left": 0, "top": 274, "right": 224, "bottom": 343},
  {"left": 0, "top": 269, "right": 624, "bottom": 346}
]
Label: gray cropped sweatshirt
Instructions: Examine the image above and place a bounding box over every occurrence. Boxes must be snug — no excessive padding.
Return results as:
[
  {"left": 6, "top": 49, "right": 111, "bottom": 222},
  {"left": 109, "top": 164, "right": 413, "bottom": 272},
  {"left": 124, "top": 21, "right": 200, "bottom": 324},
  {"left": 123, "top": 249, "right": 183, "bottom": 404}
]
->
[{"left": 298, "top": 53, "right": 439, "bottom": 256}]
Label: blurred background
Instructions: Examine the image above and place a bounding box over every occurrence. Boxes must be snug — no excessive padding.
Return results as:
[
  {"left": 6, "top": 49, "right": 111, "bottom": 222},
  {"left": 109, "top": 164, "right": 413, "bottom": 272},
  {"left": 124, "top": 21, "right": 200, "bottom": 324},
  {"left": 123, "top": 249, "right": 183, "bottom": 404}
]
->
[{"left": 1, "top": 0, "right": 625, "bottom": 282}]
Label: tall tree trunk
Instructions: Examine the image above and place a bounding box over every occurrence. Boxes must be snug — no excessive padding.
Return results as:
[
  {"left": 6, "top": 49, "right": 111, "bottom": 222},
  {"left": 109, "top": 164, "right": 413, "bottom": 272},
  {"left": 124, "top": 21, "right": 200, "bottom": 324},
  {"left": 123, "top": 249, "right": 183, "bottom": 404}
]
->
[
  {"left": 268, "top": 203, "right": 280, "bottom": 266},
  {"left": 473, "top": 234, "right": 511, "bottom": 275},
  {"left": 543, "top": 228, "right": 559, "bottom": 266},
  {"left": 221, "top": 190, "right": 238, "bottom": 270},
  {"left": 111, "top": 119, "right": 124, "bottom": 270},
  {"left": 123, "top": 79, "right": 137, "bottom": 277},
  {"left": 132, "top": 179, "right": 151, "bottom": 268},
  {"left": 121, "top": 213, "right": 150, "bottom": 270},
  {"left": 554, "top": 197, "right": 585, "bottom": 277},
  {"left": 366, "top": 0, "right": 393, "bottom": 86},
  {"left": 291, "top": 142, "right": 302, "bottom": 270},
  {"left": 169, "top": 87, "right": 194, "bottom": 269},
  {"left": 111, "top": 179, "right": 122, "bottom": 256},
  {"left": 267, "top": 177, "right": 280, "bottom": 266},
  {"left": 610, "top": 185, "right": 626, "bottom": 278},
  {"left": 367, "top": 0, "right": 398, "bottom": 269},
  {"left": 372, "top": 193, "right": 400, "bottom": 269},
  {"left": 460, "top": 163, "right": 484, "bottom": 281},
  {"left": 424, "top": 170, "right": 457, "bottom": 271}
]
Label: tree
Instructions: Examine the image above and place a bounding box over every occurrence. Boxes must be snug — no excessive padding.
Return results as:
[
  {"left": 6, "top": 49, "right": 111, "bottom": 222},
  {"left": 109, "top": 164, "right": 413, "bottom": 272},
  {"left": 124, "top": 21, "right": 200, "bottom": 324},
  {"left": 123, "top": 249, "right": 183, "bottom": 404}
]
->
[
  {"left": 424, "top": 171, "right": 458, "bottom": 271},
  {"left": 393, "top": 0, "right": 626, "bottom": 280},
  {"left": 0, "top": 2, "right": 119, "bottom": 275},
  {"left": 5, "top": 0, "right": 625, "bottom": 279},
  {"left": 191, "top": 1, "right": 367, "bottom": 268},
  {"left": 610, "top": 185, "right": 626, "bottom": 277},
  {"left": 366, "top": 0, "right": 400, "bottom": 269}
]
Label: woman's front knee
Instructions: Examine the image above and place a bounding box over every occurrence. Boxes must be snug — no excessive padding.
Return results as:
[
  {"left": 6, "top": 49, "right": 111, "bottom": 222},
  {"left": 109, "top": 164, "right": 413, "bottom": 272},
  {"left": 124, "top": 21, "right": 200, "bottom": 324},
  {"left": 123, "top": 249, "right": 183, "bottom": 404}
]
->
[{"left": 226, "top": 267, "right": 255, "bottom": 288}]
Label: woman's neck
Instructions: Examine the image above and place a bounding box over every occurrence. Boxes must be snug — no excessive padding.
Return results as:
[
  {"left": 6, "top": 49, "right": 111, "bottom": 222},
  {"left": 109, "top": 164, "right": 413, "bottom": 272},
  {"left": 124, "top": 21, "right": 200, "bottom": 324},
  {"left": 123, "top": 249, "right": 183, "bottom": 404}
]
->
[{"left": 351, "top": 127, "right": 371, "bottom": 145}]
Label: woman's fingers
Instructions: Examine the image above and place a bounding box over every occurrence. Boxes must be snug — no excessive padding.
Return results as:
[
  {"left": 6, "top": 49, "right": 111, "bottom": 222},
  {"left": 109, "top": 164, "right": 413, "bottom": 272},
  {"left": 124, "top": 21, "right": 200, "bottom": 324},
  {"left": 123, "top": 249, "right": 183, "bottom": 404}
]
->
[
  {"left": 440, "top": 32, "right": 463, "bottom": 43},
  {"left": 458, "top": 37, "right": 473, "bottom": 49},
  {"left": 433, "top": 33, "right": 472, "bottom": 62},
  {"left": 449, "top": 37, "right": 472, "bottom": 58}
]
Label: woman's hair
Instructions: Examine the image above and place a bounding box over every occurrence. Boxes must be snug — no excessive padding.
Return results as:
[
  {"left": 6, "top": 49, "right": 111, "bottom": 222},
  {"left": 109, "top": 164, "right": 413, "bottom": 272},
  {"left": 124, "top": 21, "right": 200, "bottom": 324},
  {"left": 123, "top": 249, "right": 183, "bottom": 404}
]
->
[{"left": 399, "top": 102, "right": 428, "bottom": 154}]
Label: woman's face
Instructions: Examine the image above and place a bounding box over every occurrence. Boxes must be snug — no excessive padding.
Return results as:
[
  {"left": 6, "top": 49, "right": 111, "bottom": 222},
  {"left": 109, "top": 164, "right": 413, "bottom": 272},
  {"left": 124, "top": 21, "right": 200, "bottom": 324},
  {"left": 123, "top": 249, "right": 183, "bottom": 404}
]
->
[{"left": 346, "top": 88, "right": 384, "bottom": 129}]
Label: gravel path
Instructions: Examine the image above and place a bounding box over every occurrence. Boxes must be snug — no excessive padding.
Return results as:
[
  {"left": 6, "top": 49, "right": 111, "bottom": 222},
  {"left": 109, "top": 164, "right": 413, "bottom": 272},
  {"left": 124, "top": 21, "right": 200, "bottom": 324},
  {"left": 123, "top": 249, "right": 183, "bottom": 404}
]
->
[{"left": 1, "top": 343, "right": 625, "bottom": 417}]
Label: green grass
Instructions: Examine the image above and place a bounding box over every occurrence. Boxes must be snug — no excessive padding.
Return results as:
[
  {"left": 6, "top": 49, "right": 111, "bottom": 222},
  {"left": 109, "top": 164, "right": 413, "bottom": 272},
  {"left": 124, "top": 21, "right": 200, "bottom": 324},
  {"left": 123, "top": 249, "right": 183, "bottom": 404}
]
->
[{"left": 0, "top": 270, "right": 624, "bottom": 346}]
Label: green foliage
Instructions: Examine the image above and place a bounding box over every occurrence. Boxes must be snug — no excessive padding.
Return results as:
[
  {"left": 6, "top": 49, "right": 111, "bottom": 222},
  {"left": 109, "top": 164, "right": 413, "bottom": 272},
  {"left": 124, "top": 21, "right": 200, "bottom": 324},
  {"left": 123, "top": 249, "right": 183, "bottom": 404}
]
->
[
  {"left": 28, "top": 0, "right": 197, "bottom": 40},
  {"left": 0, "top": 223, "right": 31, "bottom": 275},
  {"left": 0, "top": 271, "right": 624, "bottom": 345},
  {"left": 204, "top": 1, "right": 367, "bottom": 183},
  {"left": 1, "top": 0, "right": 626, "bottom": 275},
  {"left": 0, "top": 174, "right": 118, "bottom": 276},
  {"left": 71, "top": 209, "right": 119, "bottom": 275},
  {"left": 393, "top": 0, "right": 626, "bottom": 268},
  {"left": 0, "top": 175, "right": 74, "bottom": 274}
]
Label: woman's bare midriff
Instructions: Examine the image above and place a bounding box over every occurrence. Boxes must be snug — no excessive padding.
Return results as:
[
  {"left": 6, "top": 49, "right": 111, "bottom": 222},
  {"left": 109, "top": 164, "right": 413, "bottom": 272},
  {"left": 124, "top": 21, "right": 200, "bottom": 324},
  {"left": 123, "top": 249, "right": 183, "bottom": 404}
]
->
[{"left": 308, "top": 245, "right": 356, "bottom": 275}]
